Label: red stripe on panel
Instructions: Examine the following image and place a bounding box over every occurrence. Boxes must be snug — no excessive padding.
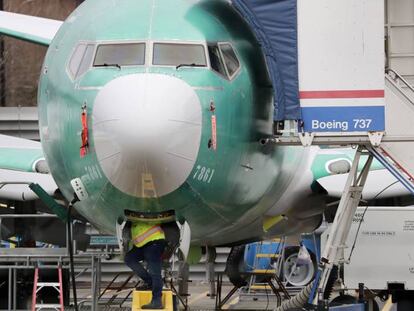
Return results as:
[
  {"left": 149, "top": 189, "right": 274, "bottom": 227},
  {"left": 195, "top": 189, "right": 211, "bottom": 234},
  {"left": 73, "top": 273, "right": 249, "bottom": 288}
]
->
[{"left": 299, "top": 90, "right": 385, "bottom": 99}]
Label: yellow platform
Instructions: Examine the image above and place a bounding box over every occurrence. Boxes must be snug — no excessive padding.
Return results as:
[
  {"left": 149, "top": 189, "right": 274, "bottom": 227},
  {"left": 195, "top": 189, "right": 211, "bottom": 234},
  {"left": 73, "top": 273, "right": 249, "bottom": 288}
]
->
[{"left": 132, "top": 290, "right": 174, "bottom": 311}]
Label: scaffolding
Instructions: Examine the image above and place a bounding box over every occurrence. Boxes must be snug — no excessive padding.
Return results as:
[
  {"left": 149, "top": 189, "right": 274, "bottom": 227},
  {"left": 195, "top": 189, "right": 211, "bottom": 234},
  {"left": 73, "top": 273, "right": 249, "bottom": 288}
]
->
[{"left": 0, "top": 213, "right": 110, "bottom": 311}]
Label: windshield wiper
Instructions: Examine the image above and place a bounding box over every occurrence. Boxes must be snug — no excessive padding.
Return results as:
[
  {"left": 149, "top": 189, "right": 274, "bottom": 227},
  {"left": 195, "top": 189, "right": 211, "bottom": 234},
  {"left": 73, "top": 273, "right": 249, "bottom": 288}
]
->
[
  {"left": 176, "top": 63, "right": 205, "bottom": 70},
  {"left": 95, "top": 63, "right": 121, "bottom": 70}
]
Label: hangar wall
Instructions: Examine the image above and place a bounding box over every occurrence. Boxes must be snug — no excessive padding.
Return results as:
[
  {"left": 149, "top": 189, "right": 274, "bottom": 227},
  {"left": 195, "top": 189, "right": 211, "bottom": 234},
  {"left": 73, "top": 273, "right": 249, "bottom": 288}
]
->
[
  {"left": 385, "top": 0, "right": 414, "bottom": 85},
  {"left": 0, "top": 0, "right": 81, "bottom": 107}
]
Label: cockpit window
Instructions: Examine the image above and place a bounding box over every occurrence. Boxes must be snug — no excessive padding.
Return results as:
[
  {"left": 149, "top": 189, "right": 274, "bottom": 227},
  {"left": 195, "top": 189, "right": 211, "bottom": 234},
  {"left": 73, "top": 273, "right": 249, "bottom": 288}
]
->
[
  {"left": 208, "top": 43, "right": 240, "bottom": 80},
  {"left": 69, "top": 44, "right": 86, "bottom": 77},
  {"left": 153, "top": 43, "right": 207, "bottom": 67},
  {"left": 93, "top": 43, "right": 145, "bottom": 67},
  {"left": 68, "top": 43, "right": 95, "bottom": 79},
  {"left": 78, "top": 45, "right": 95, "bottom": 76},
  {"left": 208, "top": 44, "right": 227, "bottom": 77},
  {"left": 219, "top": 44, "right": 240, "bottom": 77}
]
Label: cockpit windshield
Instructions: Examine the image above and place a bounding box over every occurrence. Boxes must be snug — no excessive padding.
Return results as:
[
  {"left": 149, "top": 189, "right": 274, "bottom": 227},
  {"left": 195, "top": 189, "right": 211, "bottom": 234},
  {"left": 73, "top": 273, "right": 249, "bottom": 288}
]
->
[
  {"left": 93, "top": 43, "right": 146, "bottom": 67},
  {"left": 68, "top": 40, "right": 241, "bottom": 81},
  {"left": 152, "top": 43, "right": 207, "bottom": 67}
]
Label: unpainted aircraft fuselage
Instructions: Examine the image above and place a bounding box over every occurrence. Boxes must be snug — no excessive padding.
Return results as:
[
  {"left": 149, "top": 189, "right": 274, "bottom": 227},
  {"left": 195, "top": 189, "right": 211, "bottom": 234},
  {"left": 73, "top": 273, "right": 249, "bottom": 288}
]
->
[{"left": 38, "top": 0, "right": 319, "bottom": 245}]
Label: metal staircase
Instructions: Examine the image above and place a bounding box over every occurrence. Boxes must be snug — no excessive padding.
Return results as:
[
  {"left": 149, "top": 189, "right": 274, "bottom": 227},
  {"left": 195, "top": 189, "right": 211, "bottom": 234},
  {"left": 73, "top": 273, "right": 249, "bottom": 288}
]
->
[
  {"left": 267, "top": 70, "right": 414, "bottom": 306},
  {"left": 269, "top": 70, "right": 414, "bottom": 195},
  {"left": 307, "top": 84, "right": 414, "bottom": 299},
  {"left": 246, "top": 240, "right": 283, "bottom": 294},
  {"left": 368, "top": 70, "right": 414, "bottom": 194}
]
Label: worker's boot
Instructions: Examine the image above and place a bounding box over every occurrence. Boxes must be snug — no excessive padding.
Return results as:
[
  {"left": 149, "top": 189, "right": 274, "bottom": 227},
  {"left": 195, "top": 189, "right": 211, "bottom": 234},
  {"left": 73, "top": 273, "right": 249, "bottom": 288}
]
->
[{"left": 142, "top": 297, "right": 163, "bottom": 309}]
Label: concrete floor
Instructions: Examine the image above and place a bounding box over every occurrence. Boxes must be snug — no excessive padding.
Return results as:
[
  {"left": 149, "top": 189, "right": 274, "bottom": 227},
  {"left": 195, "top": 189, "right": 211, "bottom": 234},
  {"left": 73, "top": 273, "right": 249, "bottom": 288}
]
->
[
  {"left": 74, "top": 281, "right": 398, "bottom": 310},
  {"left": 76, "top": 281, "right": 288, "bottom": 310}
]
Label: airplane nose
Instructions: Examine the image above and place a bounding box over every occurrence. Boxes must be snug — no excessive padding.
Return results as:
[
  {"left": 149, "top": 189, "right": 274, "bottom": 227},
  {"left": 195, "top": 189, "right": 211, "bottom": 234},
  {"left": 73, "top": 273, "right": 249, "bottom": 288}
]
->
[{"left": 92, "top": 74, "right": 202, "bottom": 198}]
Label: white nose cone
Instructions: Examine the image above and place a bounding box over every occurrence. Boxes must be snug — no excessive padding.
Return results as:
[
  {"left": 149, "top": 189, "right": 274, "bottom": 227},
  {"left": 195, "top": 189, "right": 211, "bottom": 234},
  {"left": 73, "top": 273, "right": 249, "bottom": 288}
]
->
[{"left": 92, "top": 74, "right": 202, "bottom": 198}]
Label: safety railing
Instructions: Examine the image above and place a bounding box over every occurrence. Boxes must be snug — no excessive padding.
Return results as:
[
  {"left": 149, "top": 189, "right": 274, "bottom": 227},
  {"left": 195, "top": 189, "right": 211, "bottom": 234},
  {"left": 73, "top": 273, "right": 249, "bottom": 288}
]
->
[{"left": 386, "top": 68, "right": 414, "bottom": 104}]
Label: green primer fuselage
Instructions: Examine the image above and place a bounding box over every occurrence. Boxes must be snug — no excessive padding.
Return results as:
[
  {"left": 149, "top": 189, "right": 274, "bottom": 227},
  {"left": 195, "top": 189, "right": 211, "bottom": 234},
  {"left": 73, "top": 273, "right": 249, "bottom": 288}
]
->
[{"left": 38, "top": 0, "right": 307, "bottom": 245}]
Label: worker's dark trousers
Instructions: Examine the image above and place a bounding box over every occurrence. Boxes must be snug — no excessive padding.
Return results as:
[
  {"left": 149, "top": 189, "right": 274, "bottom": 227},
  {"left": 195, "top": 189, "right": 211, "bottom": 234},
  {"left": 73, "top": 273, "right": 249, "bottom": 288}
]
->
[{"left": 125, "top": 240, "right": 165, "bottom": 301}]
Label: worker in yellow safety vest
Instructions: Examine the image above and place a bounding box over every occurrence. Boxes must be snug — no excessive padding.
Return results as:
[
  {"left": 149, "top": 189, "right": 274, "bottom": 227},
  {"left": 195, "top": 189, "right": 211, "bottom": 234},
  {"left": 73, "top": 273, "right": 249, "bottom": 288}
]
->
[{"left": 125, "top": 221, "right": 166, "bottom": 309}]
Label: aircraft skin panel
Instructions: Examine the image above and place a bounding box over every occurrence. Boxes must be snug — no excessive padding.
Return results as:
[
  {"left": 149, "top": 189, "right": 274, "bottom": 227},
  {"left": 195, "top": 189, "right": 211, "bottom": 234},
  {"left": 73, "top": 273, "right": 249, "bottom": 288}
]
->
[
  {"left": 34, "top": 0, "right": 308, "bottom": 243},
  {"left": 0, "top": 0, "right": 320, "bottom": 244},
  {"left": 0, "top": 135, "right": 44, "bottom": 173},
  {"left": 311, "top": 148, "right": 384, "bottom": 180},
  {"left": 0, "top": 134, "right": 42, "bottom": 149},
  {"left": 0, "top": 11, "right": 62, "bottom": 46},
  {"left": 0, "top": 148, "right": 44, "bottom": 173},
  {"left": 0, "top": 168, "right": 57, "bottom": 201},
  {"left": 318, "top": 169, "right": 409, "bottom": 199},
  {"left": 310, "top": 148, "right": 409, "bottom": 199}
]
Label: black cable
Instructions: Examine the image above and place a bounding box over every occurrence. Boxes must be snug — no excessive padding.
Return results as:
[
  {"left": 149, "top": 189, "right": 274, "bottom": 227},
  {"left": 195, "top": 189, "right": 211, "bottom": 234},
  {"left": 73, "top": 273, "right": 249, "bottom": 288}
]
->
[
  {"left": 67, "top": 197, "right": 79, "bottom": 311},
  {"left": 347, "top": 181, "right": 399, "bottom": 261}
]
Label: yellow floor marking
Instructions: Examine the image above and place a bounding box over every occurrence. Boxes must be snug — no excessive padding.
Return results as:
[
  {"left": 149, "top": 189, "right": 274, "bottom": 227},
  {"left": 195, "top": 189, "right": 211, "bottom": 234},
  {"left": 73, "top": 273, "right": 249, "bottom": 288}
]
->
[
  {"left": 222, "top": 296, "right": 239, "bottom": 310},
  {"left": 188, "top": 290, "right": 209, "bottom": 305},
  {"left": 381, "top": 296, "right": 394, "bottom": 311}
]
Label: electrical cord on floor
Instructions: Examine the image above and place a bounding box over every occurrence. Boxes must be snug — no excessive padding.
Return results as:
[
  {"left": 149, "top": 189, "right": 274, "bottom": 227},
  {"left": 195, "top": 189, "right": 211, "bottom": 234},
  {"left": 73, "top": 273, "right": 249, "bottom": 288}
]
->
[
  {"left": 67, "top": 195, "right": 79, "bottom": 311},
  {"left": 347, "top": 181, "right": 399, "bottom": 262}
]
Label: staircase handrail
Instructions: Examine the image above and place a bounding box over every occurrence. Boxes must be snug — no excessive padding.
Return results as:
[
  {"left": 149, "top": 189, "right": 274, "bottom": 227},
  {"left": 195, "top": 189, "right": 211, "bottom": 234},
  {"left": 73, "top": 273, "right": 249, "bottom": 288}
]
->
[{"left": 386, "top": 68, "right": 414, "bottom": 95}]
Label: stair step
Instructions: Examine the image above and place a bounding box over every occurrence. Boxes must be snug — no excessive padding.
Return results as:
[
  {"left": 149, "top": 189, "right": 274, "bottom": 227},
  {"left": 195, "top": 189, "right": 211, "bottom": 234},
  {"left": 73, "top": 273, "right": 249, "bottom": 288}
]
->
[
  {"left": 255, "top": 253, "right": 280, "bottom": 258},
  {"left": 37, "top": 282, "right": 60, "bottom": 287},
  {"left": 252, "top": 269, "right": 277, "bottom": 274},
  {"left": 35, "top": 303, "right": 62, "bottom": 308}
]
